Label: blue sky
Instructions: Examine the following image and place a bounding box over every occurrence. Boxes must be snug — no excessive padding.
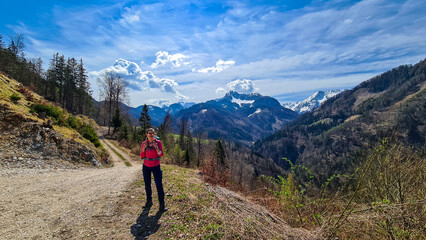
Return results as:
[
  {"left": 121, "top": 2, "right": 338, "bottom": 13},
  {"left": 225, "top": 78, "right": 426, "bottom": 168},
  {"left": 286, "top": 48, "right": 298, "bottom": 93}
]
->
[{"left": 1, "top": 0, "right": 426, "bottom": 107}]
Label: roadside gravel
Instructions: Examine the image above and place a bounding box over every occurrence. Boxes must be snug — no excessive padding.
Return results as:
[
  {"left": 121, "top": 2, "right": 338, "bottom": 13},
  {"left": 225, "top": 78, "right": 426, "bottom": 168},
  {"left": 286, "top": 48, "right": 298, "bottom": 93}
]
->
[{"left": 0, "top": 138, "right": 142, "bottom": 239}]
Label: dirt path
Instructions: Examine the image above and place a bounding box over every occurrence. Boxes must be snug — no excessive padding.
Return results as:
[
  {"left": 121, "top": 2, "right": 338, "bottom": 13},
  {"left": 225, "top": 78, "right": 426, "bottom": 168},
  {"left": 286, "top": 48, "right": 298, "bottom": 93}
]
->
[{"left": 0, "top": 138, "right": 142, "bottom": 239}]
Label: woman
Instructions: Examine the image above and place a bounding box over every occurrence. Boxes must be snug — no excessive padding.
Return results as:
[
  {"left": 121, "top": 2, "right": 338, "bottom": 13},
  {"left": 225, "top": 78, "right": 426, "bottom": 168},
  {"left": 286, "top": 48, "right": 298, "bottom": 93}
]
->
[{"left": 140, "top": 128, "right": 167, "bottom": 211}]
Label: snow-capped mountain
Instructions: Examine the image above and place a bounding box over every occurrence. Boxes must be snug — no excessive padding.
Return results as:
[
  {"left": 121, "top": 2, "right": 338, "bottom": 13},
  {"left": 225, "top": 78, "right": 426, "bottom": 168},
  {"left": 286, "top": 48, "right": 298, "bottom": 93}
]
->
[
  {"left": 284, "top": 90, "right": 343, "bottom": 114},
  {"left": 174, "top": 91, "right": 298, "bottom": 144},
  {"left": 162, "top": 102, "right": 196, "bottom": 115}
]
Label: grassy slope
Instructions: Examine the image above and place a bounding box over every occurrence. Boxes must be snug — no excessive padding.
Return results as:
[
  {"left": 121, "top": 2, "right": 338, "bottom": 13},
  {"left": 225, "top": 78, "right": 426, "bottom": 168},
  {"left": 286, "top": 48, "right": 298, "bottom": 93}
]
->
[
  {"left": 0, "top": 73, "right": 105, "bottom": 163},
  {"left": 101, "top": 141, "right": 318, "bottom": 240}
]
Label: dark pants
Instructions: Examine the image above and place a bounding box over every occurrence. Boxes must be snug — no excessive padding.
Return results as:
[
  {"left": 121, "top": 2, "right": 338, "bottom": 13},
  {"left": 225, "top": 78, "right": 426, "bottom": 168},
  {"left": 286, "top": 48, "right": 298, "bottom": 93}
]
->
[{"left": 142, "top": 165, "right": 165, "bottom": 205}]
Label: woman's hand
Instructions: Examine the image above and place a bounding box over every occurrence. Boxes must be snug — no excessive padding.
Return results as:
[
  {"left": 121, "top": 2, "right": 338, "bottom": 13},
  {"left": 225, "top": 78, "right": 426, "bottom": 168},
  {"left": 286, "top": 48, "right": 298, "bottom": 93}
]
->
[{"left": 141, "top": 141, "right": 148, "bottom": 151}]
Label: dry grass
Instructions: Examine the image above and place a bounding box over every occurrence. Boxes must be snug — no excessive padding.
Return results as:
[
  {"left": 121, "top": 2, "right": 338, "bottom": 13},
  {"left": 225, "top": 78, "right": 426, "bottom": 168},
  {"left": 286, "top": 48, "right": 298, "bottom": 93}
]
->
[
  {"left": 101, "top": 148, "right": 321, "bottom": 240},
  {"left": 206, "top": 184, "right": 321, "bottom": 239}
]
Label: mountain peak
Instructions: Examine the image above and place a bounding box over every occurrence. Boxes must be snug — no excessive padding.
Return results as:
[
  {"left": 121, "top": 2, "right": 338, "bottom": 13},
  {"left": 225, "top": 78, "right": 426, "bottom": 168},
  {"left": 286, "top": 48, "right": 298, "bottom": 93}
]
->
[
  {"left": 224, "top": 91, "right": 262, "bottom": 100},
  {"left": 285, "top": 89, "right": 343, "bottom": 114}
]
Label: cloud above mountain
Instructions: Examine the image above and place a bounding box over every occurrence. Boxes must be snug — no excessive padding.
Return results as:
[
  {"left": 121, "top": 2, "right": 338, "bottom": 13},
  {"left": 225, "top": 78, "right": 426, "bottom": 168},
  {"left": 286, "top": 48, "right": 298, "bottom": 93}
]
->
[
  {"left": 4, "top": 0, "right": 426, "bottom": 106},
  {"left": 90, "top": 58, "right": 186, "bottom": 97},
  {"left": 216, "top": 79, "right": 258, "bottom": 95}
]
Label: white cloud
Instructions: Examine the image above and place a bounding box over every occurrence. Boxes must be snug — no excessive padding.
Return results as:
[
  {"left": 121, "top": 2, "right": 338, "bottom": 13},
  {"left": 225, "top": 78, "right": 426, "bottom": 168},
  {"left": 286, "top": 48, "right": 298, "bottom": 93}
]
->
[
  {"left": 215, "top": 87, "right": 226, "bottom": 94},
  {"left": 224, "top": 79, "right": 258, "bottom": 94},
  {"left": 151, "top": 51, "right": 189, "bottom": 68},
  {"left": 198, "top": 59, "right": 235, "bottom": 73},
  {"left": 17, "top": 0, "right": 426, "bottom": 106},
  {"left": 343, "top": 19, "right": 352, "bottom": 24},
  {"left": 227, "top": 79, "right": 257, "bottom": 93},
  {"left": 120, "top": 7, "right": 141, "bottom": 25},
  {"left": 91, "top": 58, "right": 186, "bottom": 96}
]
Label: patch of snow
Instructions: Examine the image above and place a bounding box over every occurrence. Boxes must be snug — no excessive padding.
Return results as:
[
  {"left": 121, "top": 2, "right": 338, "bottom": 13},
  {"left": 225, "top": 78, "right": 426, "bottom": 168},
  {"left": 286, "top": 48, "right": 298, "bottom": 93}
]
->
[
  {"left": 231, "top": 97, "right": 254, "bottom": 107},
  {"left": 248, "top": 108, "right": 262, "bottom": 118},
  {"left": 200, "top": 109, "right": 207, "bottom": 114}
]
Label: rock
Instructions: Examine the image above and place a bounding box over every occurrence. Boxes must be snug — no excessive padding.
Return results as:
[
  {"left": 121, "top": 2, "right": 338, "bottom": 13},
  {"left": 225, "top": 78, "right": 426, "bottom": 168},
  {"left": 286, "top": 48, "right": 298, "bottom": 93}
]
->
[{"left": 35, "top": 134, "right": 42, "bottom": 141}]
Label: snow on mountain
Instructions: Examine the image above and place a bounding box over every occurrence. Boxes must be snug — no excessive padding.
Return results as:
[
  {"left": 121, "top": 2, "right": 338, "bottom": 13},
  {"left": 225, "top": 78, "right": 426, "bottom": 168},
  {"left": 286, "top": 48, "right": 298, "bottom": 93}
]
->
[
  {"left": 285, "top": 90, "right": 343, "bottom": 114},
  {"left": 231, "top": 97, "right": 255, "bottom": 107},
  {"left": 174, "top": 91, "right": 298, "bottom": 144},
  {"left": 248, "top": 108, "right": 262, "bottom": 118}
]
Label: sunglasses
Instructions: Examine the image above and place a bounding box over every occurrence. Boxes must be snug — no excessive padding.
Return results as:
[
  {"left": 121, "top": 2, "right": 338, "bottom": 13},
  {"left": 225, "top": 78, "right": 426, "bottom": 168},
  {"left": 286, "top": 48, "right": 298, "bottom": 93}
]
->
[{"left": 147, "top": 132, "right": 155, "bottom": 135}]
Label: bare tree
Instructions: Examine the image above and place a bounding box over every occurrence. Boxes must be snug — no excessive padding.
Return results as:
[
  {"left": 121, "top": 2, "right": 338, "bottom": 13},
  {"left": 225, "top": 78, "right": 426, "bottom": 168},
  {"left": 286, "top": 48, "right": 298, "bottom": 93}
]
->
[
  {"left": 8, "top": 33, "right": 25, "bottom": 56},
  {"left": 97, "top": 71, "right": 128, "bottom": 135}
]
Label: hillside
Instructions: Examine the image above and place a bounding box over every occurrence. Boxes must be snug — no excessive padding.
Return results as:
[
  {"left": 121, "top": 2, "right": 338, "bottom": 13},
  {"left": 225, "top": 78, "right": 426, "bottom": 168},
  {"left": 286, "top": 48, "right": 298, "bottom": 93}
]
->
[
  {"left": 254, "top": 59, "right": 426, "bottom": 180},
  {"left": 0, "top": 73, "right": 105, "bottom": 169}
]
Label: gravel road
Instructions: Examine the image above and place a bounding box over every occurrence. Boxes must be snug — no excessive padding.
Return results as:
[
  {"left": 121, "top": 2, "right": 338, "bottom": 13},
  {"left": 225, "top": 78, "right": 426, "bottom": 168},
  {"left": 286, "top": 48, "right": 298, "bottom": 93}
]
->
[{"left": 0, "top": 138, "right": 142, "bottom": 239}]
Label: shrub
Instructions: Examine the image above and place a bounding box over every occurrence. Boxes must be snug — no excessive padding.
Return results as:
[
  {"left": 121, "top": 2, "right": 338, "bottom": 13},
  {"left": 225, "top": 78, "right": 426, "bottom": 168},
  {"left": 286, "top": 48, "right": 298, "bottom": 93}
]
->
[
  {"left": 66, "top": 115, "right": 77, "bottom": 129},
  {"left": 9, "top": 93, "right": 21, "bottom": 102},
  {"left": 260, "top": 158, "right": 346, "bottom": 229},
  {"left": 79, "top": 124, "right": 100, "bottom": 147},
  {"left": 30, "top": 103, "right": 63, "bottom": 122}
]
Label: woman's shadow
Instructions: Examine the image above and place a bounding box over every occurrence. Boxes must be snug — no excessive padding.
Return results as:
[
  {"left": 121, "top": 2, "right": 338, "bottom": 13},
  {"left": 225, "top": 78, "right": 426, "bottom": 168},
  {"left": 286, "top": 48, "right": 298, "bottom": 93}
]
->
[{"left": 130, "top": 206, "right": 165, "bottom": 240}]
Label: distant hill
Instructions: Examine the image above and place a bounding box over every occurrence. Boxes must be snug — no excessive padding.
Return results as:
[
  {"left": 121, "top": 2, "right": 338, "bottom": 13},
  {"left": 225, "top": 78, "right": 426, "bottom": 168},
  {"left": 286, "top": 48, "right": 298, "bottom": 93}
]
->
[
  {"left": 174, "top": 91, "right": 298, "bottom": 144},
  {"left": 284, "top": 90, "right": 343, "bottom": 114},
  {"left": 254, "top": 59, "right": 426, "bottom": 180},
  {"left": 123, "top": 102, "right": 193, "bottom": 126},
  {"left": 127, "top": 104, "right": 167, "bottom": 126}
]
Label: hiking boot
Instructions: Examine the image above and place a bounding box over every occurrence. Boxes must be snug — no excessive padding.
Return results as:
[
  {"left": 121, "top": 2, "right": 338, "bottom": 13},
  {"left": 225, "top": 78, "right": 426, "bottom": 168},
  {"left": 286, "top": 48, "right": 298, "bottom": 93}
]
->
[
  {"left": 159, "top": 204, "right": 168, "bottom": 212},
  {"left": 143, "top": 200, "right": 153, "bottom": 209}
]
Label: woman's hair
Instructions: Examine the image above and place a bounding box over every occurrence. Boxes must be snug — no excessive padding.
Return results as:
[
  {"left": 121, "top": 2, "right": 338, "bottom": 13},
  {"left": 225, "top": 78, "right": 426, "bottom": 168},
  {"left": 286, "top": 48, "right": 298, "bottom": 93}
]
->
[{"left": 146, "top": 128, "right": 156, "bottom": 134}]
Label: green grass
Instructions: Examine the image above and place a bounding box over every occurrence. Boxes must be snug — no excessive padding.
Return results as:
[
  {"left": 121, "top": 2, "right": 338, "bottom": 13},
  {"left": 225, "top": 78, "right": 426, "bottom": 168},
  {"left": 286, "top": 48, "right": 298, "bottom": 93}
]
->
[{"left": 102, "top": 140, "right": 128, "bottom": 163}]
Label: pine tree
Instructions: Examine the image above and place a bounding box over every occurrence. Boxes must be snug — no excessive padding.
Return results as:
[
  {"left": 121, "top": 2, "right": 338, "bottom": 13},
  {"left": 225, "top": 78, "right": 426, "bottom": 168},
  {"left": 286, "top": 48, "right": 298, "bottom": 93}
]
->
[
  {"left": 179, "top": 118, "right": 187, "bottom": 150},
  {"left": 215, "top": 140, "right": 226, "bottom": 167},
  {"left": 56, "top": 54, "right": 65, "bottom": 106},
  {"left": 76, "top": 58, "right": 90, "bottom": 115},
  {"left": 185, "top": 130, "right": 195, "bottom": 167},
  {"left": 139, "top": 104, "right": 152, "bottom": 137},
  {"left": 120, "top": 124, "right": 129, "bottom": 140},
  {"left": 64, "top": 57, "right": 78, "bottom": 111},
  {"left": 0, "top": 35, "right": 4, "bottom": 48},
  {"left": 46, "top": 54, "right": 58, "bottom": 101},
  {"left": 112, "top": 108, "right": 122, "bottom": 133}
]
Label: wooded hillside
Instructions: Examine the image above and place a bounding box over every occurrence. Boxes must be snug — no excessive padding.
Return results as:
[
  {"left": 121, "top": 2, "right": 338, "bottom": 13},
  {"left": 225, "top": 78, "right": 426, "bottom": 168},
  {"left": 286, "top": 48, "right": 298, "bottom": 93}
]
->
[{"left": 254, "top": 59, "right": 426, "bottom": 182}]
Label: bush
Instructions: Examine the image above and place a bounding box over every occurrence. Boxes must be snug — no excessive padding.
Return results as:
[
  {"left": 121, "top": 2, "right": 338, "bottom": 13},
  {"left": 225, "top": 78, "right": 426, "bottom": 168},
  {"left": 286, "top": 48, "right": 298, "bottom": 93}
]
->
[
  {"left": 79, "top": 124, "right": 100, "bottom": 147},
  {"left": 66, "top": 115, "right": 77, "bottom": 129},
  {"left": 30, "top": 103, "right": 63, "bottom": 122},
  {"left": 9, "top": 93, "right": 21, "bottom": 102},
  {"left": 347, "top": 141, "right": 425, "bottom": 239}
]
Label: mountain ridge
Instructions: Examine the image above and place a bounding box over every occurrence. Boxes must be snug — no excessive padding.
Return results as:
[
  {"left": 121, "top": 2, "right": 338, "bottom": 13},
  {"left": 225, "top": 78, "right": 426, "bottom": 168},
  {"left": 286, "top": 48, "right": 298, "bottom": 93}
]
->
[
  {"left": 174, "top": 91, "right": 298, "bottom": 144},
  {"left": 253, "top": 59, "right": 426, "bottom": 180},
  {"left": 284, "top": 89, "right": 343, "bottom": 114}
]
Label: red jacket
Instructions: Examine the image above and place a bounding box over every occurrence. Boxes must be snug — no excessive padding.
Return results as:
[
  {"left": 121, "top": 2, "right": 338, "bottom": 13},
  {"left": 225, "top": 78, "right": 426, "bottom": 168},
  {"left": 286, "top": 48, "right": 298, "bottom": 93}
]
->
[{"left": 140, "top": 139, "right": 164, "bottom": 167}]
